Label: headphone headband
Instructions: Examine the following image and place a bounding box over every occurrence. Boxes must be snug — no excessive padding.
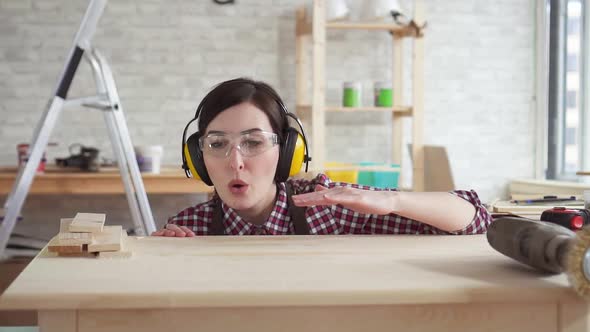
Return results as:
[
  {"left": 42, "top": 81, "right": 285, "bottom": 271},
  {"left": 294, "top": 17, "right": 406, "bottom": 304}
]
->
[{"left": 182, "top": 79, "right": 311, "bottom": 183}]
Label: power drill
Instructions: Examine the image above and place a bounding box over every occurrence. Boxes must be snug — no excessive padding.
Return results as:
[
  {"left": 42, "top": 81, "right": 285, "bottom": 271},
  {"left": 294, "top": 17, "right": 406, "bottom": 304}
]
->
[{"left": 540, "top": 207, "right": 590, "bottom": 231}]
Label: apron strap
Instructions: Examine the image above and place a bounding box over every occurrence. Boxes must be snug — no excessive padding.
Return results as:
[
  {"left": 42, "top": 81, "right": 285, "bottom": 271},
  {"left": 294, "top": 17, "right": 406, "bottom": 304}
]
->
[
  {"left": 286, "top": 183, "right": 311, "bottom": 235},
  {"left": 210, "top": 198, "right": 226, "bottom": 235}
]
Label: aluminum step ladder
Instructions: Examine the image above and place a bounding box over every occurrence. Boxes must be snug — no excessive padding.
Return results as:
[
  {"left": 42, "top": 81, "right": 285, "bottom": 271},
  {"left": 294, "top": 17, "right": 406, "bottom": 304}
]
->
[{"left": 0, "top": 0, "right": 157, "bottom": 259}]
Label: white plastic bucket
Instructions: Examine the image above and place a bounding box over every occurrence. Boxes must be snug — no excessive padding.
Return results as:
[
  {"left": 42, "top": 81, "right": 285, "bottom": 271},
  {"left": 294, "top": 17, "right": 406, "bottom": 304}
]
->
[{"left": 135, "top": 145, "right": 163, "bottom": 174}]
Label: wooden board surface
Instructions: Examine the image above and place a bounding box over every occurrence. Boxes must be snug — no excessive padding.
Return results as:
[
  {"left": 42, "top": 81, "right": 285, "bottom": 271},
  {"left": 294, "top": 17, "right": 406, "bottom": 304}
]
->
[{"left": 0, "top": 235, "right": 579, "bottom": 310}]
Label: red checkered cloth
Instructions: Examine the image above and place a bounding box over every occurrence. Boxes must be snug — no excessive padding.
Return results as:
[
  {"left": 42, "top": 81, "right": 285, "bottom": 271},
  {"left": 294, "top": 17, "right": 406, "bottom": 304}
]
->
[{"left": 165, "top": 173, "right": 492, "bottom": 235}]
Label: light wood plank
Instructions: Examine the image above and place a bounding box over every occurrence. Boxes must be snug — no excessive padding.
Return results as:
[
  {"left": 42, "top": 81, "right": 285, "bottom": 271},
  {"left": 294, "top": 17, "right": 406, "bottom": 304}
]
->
[
  {"left": 98, "top": 230, "right": 131, "bottom": 258},
  {"left": 311, "top": 0, "right": 326, "bottom": 172},
  {"left": 38, "top": 310, "right": 76, "bottom": 332},
  {"left": 59, "top": 218, "right": 74, "bottom": 233},
  {"left": 47, "top": 236, "right": 83, "bottom": 254},
  {"left": 58, "top": 218, "right": 94, "bottom": 245},
  {"left": 411, "top": 0, "right": 425, "bottom": 192},
  {"left": 58, "top": 232, "right": 93, "bottom": 246},
  {"left": 77, "top": 303, "right": 556, "bottom": 332},
  {"left": 326, "top": 22, "right": 415, "bottom": 35},
  {"left": 510, "top": 179, "right": 590, "bottom": 196},
  {"left": 424, "top": 145, "right": 455, "bottom": 191},
  {"left": 69, "top": 213, "right": 105, "bottom": 233},
  {"left": 492, "top": 200, "right": 583, "bottom": 214},
  {"left": 87, "top": 226, "right": 122, "bottom": 252}
]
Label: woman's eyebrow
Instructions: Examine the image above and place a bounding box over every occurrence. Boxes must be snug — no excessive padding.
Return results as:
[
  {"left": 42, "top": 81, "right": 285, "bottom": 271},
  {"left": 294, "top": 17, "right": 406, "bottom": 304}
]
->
[
  {"left": 206, "top": 128, "right": 264, "bottom": 136},
  {"left": 206, "top": 130, "right": 226, "bottom": 135},
  {"left": 240, "top": 128, "right": 263, "bottom": 134}
]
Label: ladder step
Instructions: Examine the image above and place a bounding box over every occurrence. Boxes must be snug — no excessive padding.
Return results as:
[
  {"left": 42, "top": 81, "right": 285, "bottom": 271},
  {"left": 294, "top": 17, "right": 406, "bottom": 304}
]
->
[{"left": 82, "top": 99, "right": 113, "bottom": 110}]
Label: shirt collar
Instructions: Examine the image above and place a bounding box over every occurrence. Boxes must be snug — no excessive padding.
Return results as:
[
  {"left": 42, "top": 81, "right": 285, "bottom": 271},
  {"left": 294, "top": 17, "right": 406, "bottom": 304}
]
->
[{"left": 220, "top": 182, "right": 292, "bottom": 235}]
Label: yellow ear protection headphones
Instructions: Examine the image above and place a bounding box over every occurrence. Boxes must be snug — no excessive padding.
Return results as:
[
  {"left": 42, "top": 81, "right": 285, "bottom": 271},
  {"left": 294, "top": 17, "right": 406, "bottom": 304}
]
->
[{"left": 181, "top": 84, "right": 311, "bottom": 186}]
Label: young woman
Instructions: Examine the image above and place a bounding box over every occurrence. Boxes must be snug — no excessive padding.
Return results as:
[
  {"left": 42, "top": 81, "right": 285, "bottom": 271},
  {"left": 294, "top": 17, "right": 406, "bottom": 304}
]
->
[{"left": 152, "top": 78, "right": 492, "bottom": 237}]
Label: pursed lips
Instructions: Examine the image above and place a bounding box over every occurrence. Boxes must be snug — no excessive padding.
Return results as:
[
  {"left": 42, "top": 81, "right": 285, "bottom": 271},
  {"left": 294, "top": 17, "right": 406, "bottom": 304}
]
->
[{"left": 228, "top": 179, "right": 249, "bottom": 194}]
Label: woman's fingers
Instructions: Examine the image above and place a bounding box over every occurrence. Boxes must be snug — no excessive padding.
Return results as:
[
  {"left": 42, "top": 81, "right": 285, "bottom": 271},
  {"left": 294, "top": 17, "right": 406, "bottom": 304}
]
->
[
  {"left": 164, "top": 229, "right": 177, "bottom": 237},
  {"left": 151, "top": 229, "right": 165, "bottom": 236},
  {"left": 179, "top": 226, "right": 196, "bottom": 237},
  {"left": 152, "top": 224, "right": 195, "bottom": 237},
  {"left": 165, "top": 224, "right": 187, "bottom": 237}
]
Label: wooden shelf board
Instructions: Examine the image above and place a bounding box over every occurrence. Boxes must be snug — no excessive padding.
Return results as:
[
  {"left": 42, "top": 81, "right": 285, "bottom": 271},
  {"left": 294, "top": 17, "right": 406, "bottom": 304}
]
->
[
  {"left": 326, "top": 106, "right": 412, "bottom": 113},
  {"left": 296, "top": 105, "right": 412, "bottom": 116},
  {"left": 0, "top": 166, "right": 213, "bottom": 195},
  {"left": 297, "top": 19, "right": 416, "bottom": 37},
  {"left": 326, "top": 22, "right": 413, "bottom": 34}
]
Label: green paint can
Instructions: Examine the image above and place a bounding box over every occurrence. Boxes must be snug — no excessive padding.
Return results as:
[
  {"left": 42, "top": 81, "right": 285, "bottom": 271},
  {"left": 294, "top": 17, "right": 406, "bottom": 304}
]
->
[
  {"left": 342, "top": 81, "right": 361, "bottom": 107},
  {"left": 374, "top": 81, "right": 393, "bottom": 107}
]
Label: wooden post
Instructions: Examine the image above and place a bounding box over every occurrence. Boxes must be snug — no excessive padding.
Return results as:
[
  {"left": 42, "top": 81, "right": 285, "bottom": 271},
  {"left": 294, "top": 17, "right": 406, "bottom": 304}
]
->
[
  {"left": 312, "top": 0, "right": 326, "bottom": 172},
  {"left": 392, "top": 34, "right": 404, "bottom": 175},
  {"left": 412, "top": 0, "right": 425, "bottom": 192},
  {"left": 296, "top": 7, "right": 307, "bottom": 107}
]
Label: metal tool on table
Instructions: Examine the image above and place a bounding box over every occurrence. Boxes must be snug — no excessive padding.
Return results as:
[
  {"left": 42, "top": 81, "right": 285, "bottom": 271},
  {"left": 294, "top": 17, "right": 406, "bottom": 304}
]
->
[
  {"left": 487, "top": 215, "right": 590, "bottom": 298},
  {"left": 0, "top": 0, "right": 156, "bottom": 259},
  {"left": 55, "top": 144, "right": 101, "bottom": 172}
]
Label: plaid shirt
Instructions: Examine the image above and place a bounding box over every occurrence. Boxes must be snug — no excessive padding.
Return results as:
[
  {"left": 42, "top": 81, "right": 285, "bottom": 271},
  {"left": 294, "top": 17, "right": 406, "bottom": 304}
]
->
[{"left": 166, "top": 173, "right": 492, "bottom": 235}]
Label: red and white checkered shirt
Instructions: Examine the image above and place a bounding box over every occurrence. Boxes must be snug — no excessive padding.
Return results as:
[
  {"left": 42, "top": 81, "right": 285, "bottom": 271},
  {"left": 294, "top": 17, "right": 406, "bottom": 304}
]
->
[{"left": 166, "top": 173, "right": 492, "bottom": 235}]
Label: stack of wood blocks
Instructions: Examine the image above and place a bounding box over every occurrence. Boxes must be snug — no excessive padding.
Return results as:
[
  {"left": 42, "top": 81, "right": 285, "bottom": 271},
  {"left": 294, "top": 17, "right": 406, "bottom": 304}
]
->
[{"left": 47, "top": 213, "right": 131, "bottom": 258}]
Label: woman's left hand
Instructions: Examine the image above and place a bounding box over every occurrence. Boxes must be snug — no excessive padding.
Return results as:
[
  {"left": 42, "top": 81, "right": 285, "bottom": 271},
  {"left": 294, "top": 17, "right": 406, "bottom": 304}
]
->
[{"left": 291, "top": 185, "right": 398, "bottom": 215}]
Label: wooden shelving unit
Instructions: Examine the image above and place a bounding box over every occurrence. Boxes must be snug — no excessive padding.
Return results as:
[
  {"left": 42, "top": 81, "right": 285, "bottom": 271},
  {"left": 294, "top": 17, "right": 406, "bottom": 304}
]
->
[
  {"left": 295, "top": 0, "right": 425, "bottom": 191},
  {"left": 0, "top": 166, "right": 213, "bottom": 195}
]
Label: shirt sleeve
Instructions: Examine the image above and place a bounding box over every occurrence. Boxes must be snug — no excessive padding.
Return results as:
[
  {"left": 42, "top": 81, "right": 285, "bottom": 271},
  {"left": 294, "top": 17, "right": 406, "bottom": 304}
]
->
[
  {"left": 414, "top": 190, "right": 493, "bottom": 235},
  {"left": 292, "top": 173, "right": 493, "bottom": 235}
]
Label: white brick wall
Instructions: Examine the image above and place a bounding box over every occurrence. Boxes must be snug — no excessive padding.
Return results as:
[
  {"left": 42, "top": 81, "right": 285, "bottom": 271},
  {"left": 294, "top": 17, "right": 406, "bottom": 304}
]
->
[{"left": 0, "top": 0, "right": 535, "bottom": 210}]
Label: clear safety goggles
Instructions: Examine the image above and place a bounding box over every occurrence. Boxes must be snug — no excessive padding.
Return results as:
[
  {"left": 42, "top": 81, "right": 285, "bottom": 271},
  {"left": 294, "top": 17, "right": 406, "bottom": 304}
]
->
[{"left": 199, "top": 131, "right": 279, "bottom": 158}]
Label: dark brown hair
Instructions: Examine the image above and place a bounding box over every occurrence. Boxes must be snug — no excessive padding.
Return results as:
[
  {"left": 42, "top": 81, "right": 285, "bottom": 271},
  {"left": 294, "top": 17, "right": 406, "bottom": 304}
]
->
[{"left": 196, "top": 78, "right": 288, "bottom": 142}]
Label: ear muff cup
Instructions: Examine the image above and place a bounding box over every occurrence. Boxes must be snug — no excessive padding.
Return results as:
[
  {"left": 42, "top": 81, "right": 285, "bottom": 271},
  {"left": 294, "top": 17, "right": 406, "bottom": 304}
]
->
[
  {"left": 276, "top": 127, "right": 305, "bottom": 182},
  {"left": 185, "top": 132, "right": 213, "bottom": 185}
]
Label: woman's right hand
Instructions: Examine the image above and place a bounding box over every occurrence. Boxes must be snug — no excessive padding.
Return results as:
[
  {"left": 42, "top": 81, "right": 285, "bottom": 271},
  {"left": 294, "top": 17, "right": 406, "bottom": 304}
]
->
[{"left": 151, "top": 224, "right": 196, "bottom": 237}]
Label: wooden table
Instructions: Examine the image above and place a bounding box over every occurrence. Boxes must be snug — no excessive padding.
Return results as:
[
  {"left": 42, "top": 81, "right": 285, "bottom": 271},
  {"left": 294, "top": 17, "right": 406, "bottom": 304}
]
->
[
  {"left": 0, "top": 235, "right": 588, "bottom": 332},
  {"left": 0, "top": 166, "right": 212, "bottom": 195}
]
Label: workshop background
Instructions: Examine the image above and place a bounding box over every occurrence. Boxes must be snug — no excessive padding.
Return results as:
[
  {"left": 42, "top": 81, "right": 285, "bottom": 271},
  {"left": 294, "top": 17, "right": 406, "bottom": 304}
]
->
[{"left": 0, "top": 0, "right": 534, "bottom": 238}]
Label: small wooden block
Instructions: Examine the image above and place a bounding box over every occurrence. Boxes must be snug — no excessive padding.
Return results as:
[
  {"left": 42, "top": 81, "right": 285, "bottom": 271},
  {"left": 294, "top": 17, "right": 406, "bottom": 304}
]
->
[
  {"left": 58, "top": 252, "right": 97, "bottom": 258},
  {"left": 57, "top": 232, "right": 93, "bottom": 245},
  {"left": 47, "top": 236, "right": 84, "bottom": 253},
  {"left": 57, "top": 218, "right": 94, "bottom": 245},
  {"left": 87, "top": 225, "right": 123, "bottom": 252},
  {"left": 98, "top": 230, "right": 132, "bottom": 258},
  {"left": 59, "top": 218, "right": 74, "bottom": 233},
  {"left": 69, "top": 213, "right": 106, "bottom": 233}
]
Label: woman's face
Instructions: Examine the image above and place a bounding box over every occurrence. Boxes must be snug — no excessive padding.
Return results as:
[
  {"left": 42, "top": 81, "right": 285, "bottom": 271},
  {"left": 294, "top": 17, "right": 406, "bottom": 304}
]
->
[{"left": 203, "top": 102, "right": 280, "bottom": 212}]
